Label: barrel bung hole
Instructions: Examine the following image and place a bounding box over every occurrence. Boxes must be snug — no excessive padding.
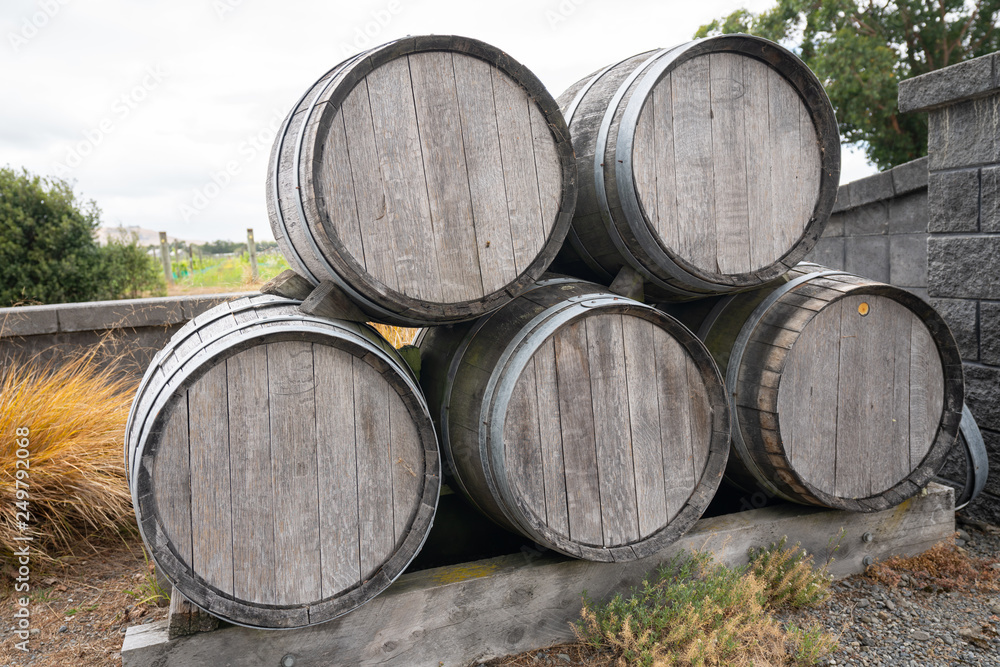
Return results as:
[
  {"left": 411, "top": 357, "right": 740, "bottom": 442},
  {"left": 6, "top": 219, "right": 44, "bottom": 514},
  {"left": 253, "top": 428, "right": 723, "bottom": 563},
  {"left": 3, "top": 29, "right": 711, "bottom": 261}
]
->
[{"left": 858, "top": 302, "right": 870, "bottom": 316}]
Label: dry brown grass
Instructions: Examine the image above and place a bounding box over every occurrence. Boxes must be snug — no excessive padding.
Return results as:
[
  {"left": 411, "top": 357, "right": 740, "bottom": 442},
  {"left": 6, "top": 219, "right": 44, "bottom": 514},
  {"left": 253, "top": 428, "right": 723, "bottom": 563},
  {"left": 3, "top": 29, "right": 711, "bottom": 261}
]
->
[
  {"left": 0, "top": 348, "right": 136, "bottom": 574},
  {"left": 864, "top": 537, "right": 1000, "bottom": 593},
  {"left": 370, "top": 323, "right": 420, "bottom": 349}
]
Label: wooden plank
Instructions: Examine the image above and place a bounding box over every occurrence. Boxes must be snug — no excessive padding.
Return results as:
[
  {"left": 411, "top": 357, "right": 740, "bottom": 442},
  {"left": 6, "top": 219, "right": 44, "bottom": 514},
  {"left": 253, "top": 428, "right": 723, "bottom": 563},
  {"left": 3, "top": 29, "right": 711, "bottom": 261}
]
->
[
  {"left": 880, "top": 303, "right": 914, "bottom": 493},
  {"left": 743, "top": 57, "right": 776, "bottom": 271},
  {"left": 353, "top": 356, "right": 394, "bottom": 580},
  {"left": 167, "top": 588, "right": 218, "bottom": 640},
  {"left": 452, "top": 54, "right": 518, "bottom": 294},
  {"left": 776, "top": 301, "right": 840, "bottom": 495},
  {"left": 409, "top": 51, "right": 484, "bottom": 302},
  {"left": 493, "top": 67, "right": 545, "bottom": 273},
  {"left": 797, "top": 99, "right": 822, "bottom": 239},
  {"left": 123, "top": 485, "right": 956, "bottom": 667},
  {"left": 631, "top": 93, "right": 659, "bottom": 231},
  {"left": 267, "top": 341, "right": 321, "bottom": 604},
  {"left": 226, "top": 346, "right": 277, "bottom": 604},
  {"left": 686, "top": 355, "right": 712, "bottom": 483},
  {"left": 503, "top": 360, "right": 546, "bottom": 527},
  {"left": 341, "top": 81, "right": 396, "bottom": 290},
  {"left": 669, "top": 55, "right": 717, "bottom": 272},
  {"left": 318, "top": 108, "right": 366, "bottom": 265},
  {"left": 529, "top": 103, "right": 563, "bottom": 240},
  {"left": 532, "top": 338, "right": 570, "bottom": 537},
  {"left": 389, "top": 385, "right": 423, "bottom": 544},
  {"left": 652, "top": 74, "right": 679, "bottom": 251},
  {"left": 767, "top": 67, "right": 807, "bottom": 258},
  {"left": 153, "top": 399, "right": 192, "bottom": 571},
  {"left": 366, "top": 57, "right": 443, "bottom": 301},
  {"left": 859, "top": 298, "right": 901, "bottom": 496},
  {"left": 653, "top": 326, "right": 696, "bottom": 519},
  {"left": 622, "top": 317, "right": 667, "bottom": 538},
  {"left": 552, "top": 319, "right": 603, "bottom": 545},
  {"left": 710, "top": 52, "right": 751, "bottom": 274},
  {"left": 586, "top": 314, "right": 639, "bottom": 546},
  {"left": 910, "top": 318, "right": 944, "bottom": 465},
  {"left": 313, "top": 344, "right": 362, "bottom": 595},
  {"left": 187, "top": 363, "right": 234, "bottom": 595}
]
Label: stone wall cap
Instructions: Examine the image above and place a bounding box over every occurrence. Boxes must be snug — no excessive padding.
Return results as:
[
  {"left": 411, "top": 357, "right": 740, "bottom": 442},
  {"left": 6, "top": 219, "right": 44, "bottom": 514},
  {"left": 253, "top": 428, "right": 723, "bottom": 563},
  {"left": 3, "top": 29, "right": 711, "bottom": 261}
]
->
[
  {"left": 898, "top": 52, "right": 1000, "bottom": 113},
  {"left": 834, "top": 156, "right": 928, "bottom": 212}
]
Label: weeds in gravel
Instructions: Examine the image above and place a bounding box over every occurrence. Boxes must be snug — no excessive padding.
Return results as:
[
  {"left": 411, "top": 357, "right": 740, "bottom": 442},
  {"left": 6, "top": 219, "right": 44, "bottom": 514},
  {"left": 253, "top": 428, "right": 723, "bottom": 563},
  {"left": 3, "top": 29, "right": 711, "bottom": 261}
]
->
[
  {"left": 573, "top": 544, "right": 835, "bottom": 666},
  {"left": 123, "top": 549, "right": 170, "bottom": 607},
  {"left": 864, "top": 538, "right": 1000, "bottom": 593},
  {"left": 0, "top": 347, "right": 136, "bottom": 575}
]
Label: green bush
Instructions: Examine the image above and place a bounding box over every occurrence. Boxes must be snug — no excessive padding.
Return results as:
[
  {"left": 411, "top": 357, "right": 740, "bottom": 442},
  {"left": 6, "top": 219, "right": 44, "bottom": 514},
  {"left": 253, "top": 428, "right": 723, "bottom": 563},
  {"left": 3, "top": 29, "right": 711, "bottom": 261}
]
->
[{"left": 0, "top": 167, "right": 164, "bottom": 305}]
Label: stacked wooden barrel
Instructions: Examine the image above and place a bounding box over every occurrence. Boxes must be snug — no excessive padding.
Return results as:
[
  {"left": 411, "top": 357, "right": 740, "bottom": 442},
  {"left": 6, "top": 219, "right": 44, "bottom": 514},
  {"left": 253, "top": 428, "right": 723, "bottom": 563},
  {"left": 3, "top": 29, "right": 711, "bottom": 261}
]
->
[{"left": 127, "top": 32, "right": 965, "bottom": 631}]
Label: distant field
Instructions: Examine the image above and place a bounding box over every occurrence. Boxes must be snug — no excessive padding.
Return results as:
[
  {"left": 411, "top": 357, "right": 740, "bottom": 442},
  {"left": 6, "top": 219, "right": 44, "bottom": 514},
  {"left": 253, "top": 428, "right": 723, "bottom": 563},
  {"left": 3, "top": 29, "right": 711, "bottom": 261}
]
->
[{"left": 167, "top": 252, "right": 289, "bottom": 295}]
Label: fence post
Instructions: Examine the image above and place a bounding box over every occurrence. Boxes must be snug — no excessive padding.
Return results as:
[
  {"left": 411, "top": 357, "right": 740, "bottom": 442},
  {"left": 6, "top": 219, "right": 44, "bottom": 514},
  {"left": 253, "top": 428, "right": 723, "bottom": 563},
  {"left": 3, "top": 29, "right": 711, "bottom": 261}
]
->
[
  {"left": 247, "top": 228, "right": 258, "bottom": 282},
  {"left": 159, "top": 232, "right": 174, "bottom": 286}
]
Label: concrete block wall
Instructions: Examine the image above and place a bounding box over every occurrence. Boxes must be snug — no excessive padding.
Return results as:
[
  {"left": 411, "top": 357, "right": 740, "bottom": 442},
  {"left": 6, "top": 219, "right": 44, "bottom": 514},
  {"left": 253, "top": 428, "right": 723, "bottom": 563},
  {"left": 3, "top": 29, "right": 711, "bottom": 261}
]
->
[
  {"left": 806, "top": 156, "right": 929, "bottom": 299},
  {"left": 899, "top": 51, "right": 1000, "bottom": 523},
  {"left": 0, "top": 293, "right": 246, "bottom": 378}
]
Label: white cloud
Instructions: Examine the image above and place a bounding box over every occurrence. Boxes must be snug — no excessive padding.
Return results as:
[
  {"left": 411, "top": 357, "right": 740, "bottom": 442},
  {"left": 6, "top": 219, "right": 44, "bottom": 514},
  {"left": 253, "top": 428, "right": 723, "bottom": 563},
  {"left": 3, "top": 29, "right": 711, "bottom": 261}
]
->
[{"left": 1, "top": 0, "right": 876, "bottom": 242}]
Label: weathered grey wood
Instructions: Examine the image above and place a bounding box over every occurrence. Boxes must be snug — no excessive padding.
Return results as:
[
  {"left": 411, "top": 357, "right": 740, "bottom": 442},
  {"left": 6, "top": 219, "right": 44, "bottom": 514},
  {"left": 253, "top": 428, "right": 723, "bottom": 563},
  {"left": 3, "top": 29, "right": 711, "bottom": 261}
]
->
[
  {"left": 622, "top": 317, "right": 667, "bottom": 538},
  {"left": 313, "top": 344, "right": 361, "bottom": 595},
  {"left": 418, "top": 279, "right": 729, "bottom": 561},
  {"left": 299, "top": 280, "right": 369, "bottom": 322},
  {"left": 267, "top": 341, "right": 322, "bottom": 604},
  {"left": 123, "top": 484, "right": 955, "bottom": 667},
  {"left": 128, "top": 295, "right": 440, "bottom": 628},
  {"left": 654, "top": 326, "right": 696, "bottom": 519},
  {"left": 608, "top": 264, "right": 645, "bottom": 301},
  {"left": 910, "top": 316, "right": 945, "bottom": 465},
  {"left": 668, "top": 57, "right": 716, "bottom": 272},
  {"left": 710, "top": 53, "right": 751, "bottom": 274},
  {"left": 152, "top": 400, "right": 192, "bottom": 573},
  {"left": 453, "top": 54, "right": 519, "bottom": 295},
  {"left": 555, "top": 36, "right": 839, "bottom": 299},
  {"left": 226, "top": 345, "right": 276, "bottom": 604},
  {"left": 532, "top": 338, "right": 570, "bottom": 537},
  {"left": 187, "top": 363, "right": 233, "bottom": 594},
  {"left": 353, "top": 356, "right": 395, "bottom": 580},
  {"left": 493, "top": 68, "right": 545, "bottom": 273},
  {"left": 409, "top": 51, "right": 483, "bottom": 302},
  {"left": 269, "top": 37, "right": 576, "bottom": 325},
  {"left": 259, "top": 269, "right": 314, "bottom": 301},
  {"left": 167, "top": 588, "right": 218, "bottom": 640},
  {"left": 553, "top": 319, "right": 604, "bottom": 546}
]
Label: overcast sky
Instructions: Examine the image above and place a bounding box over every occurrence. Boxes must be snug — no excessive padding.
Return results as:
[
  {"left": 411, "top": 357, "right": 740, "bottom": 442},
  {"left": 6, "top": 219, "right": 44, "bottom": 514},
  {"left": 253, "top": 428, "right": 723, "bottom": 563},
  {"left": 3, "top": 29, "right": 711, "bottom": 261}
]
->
[{"left": 1, "top": 0, "right": 877, "bottom": 243}]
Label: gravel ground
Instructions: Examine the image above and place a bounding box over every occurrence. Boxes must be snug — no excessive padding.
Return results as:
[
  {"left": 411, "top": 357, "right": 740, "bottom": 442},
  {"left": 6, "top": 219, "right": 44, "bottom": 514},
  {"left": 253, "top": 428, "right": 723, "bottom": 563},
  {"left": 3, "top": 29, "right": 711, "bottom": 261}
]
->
[{"left": 778, "top": 518, "right": 1000, "bottom": 667}]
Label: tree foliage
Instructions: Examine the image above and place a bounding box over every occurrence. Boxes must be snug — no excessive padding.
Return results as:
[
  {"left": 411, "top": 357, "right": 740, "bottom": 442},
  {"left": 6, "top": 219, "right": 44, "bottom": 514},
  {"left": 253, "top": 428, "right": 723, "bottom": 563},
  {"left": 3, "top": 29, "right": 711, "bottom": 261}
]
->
[
  {"left": 696, "top": 0, "right": 1000, "bottom": 169},
  {"left": 0, "top": 167, "right": 165, "bottom": 306}
]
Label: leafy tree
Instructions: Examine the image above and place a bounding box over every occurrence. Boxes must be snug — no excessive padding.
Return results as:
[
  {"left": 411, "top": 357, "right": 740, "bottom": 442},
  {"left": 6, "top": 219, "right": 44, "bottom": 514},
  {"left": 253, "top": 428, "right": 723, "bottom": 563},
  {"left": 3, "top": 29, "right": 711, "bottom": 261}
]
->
[
  {"left": 99, "top": 231, "right": 166, "bottom": 300},
  {"left": 0, "top": 167, "right": 165, "bottom": 306},
  {"left": 696, "top": 0, "right": 1000, "bottom": 169}
]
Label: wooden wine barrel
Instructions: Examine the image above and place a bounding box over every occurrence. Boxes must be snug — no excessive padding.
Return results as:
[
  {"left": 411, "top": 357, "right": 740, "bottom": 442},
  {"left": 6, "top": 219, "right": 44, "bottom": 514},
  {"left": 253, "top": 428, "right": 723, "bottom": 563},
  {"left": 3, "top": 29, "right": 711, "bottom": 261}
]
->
[
  {"left": 552, "top": 35, "right": 840, "bottom": 299},
  {"left": 418, "top": 277, "right": 730, "bottom": 561},
  {"left": 267, "top": 35, "right": 577, "bottom": 326},
  {"left": 125, "top": 295, "right": 439, "bottom": 628},
  {"left": 681, "top": 264, "right": 963, "bottom": 512}
]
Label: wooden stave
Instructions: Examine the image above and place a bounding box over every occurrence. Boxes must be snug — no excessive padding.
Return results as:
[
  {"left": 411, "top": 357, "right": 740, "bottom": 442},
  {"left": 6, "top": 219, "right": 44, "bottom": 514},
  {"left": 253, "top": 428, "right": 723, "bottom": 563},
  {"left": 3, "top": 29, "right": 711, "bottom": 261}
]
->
[
  {"left": 553, "top": 35, "right": 840, "bottom": 299},
  {"left": 418, "top": 277, "right": 730, "bottom": 561},
  {"left": 267, "top": 35, "right": 578, "bottom": 326},
  {"left": 687, "top": 264, "right": 964, "bottom": 512},
  {"left": 126, "top": 299, "right": 440, "bottom": 629}
]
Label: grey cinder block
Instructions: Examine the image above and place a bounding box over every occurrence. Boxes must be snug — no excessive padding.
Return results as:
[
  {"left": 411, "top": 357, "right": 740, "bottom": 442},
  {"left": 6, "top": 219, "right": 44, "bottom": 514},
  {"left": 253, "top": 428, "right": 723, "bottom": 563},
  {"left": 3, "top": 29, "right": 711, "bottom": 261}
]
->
[
  {"left": 898, "top": 53, "right": 998, "bottom": 113},
  {"left": 889, "top": 234, "right": 928, "bottom": 288},
  {"left": 927, "top": 96, "right": 1000, "bottom": 171},
  {"left": 888, "top": 191, "right": 928, "bottom": 234},
  {"left": 930, "top": 298, "right": 978, "bottom": 361},
  {"left": 980, "top": 301, "right": 1000, "bottom": 366},
  {"left": 844, "top": 235, "right": 890, "bottom": 282},
  {"left": 928, "top": 169, "right": 980, "bottom": 233},
  {"left": 928, "top": 236, "right": 1000, "bottom": 299}
]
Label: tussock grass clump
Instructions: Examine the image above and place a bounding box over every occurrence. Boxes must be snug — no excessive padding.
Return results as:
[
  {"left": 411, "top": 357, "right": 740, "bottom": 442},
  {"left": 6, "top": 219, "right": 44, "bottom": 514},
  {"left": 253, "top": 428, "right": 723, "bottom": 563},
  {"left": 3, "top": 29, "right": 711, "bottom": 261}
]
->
[
  {"left": 574, "top": 544, "right": 835, "bottom": 666},
  {"left": 370, "top": 324, "right": 419, "bottom": 349},
  {"left": 0, "top": 350, "right": 136, "bottom": 573},
  {"left": 864, "top": 538, "right": 1000, "bottom": 593}
]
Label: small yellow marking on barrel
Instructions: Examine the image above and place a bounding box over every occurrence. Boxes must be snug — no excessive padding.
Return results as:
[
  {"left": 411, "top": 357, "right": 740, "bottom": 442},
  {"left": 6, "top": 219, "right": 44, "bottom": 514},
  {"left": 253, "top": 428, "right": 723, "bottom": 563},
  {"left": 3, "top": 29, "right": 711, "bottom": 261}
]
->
[{"left": 858, "top": 302, "right": 870, "bottom": 316}]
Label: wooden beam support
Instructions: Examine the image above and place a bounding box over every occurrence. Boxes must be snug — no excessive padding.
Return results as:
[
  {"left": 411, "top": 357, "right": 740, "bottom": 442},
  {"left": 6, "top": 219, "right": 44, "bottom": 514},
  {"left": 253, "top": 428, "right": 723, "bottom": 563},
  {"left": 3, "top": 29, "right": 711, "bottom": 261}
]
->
[
  {"left": 299, "top": 281, "right": 370, "bottom": 322},
  {"left": 259, "top": 270, "right": 315, "bottom": 301},
  {"left": 122, "top": 484, "right": 954, "bottom": 667}
]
